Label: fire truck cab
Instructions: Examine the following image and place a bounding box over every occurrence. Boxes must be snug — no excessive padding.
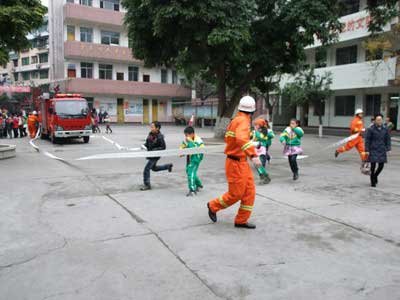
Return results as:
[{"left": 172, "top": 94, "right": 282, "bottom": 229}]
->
[{"left": 39, "top": 93, "right": 92, "bottom": 143}]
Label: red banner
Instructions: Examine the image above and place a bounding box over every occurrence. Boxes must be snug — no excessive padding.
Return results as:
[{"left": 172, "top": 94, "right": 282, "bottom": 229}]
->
[{"left": 0, "top": 86, "right": 31, "bottom": 93}]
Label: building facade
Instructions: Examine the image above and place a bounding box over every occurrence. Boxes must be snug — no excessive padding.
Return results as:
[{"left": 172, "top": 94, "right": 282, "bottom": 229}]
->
[
  {"left": 0, "top": 17, "right": 49, "bottom": 88},
  {"left": 277, "top": 0, "right": 400, "bottom": 129},
  {"left": 49, "top": 0, "right": 191, "bottom": 123}
]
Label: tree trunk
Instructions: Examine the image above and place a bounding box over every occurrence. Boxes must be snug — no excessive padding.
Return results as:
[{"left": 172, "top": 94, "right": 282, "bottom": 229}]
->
[
  {"left": 318, "top": 114, "right": 323, "bottom": 138},
  {"left": 217, "top": 65, "right": 226, "bottom": 117}
]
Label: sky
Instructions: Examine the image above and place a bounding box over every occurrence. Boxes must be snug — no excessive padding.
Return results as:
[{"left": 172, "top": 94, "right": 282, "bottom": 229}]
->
[{"left": 41, "top": 0, "right": 48, "bottom": 7}]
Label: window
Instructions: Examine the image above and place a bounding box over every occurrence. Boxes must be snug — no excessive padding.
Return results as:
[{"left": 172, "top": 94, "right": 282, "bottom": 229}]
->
[
  {"left": 31, "top": 56, "right": 38, "bottom": 64},
  {"left": 117, "top": 72, "right": 124, "bottom": 80},
  {"left": 313, "top": 101, "right": 325, "bottom": 116},
  {"left": 79, "top": 0, "right": 92, "bottom": 6},
  {"left": 67, "top": 0, "right": 74, "bottom": 3},
  {"left": 339, "top": 0, "right": 360, "bottom": 16},
  {"left": 31, "top": 71, "right": 39, "bottom": 79},
  {"left": 80, "top": 27, "right": 93, "bottom": 43},
  {"left": 172, "top": 70, "right": 178, "bottom": 84},
  {"left": 365, "top": 48, "right": 383, "bottom": 61},
  {"left": 99, "top": 64, "right": 113, "bottom": 80},
  {"left": 40, "top": 70, "right": 49, "bottom": 79},
  {"left": 143, "top": 74, "right": 150, "bottom": 82},
  {"left": 12, "top": 59, "right": 18, "bottom": 67},
  {"left": 39, "top": 53, "right": 48, "bottom": 63},
  {"left": 100, "top": 0, "right": 120, "bottom": 11},
  {"left": 22, "top": 57, "right": 29, "bottom": 66},
  {"left": 161, "top": 69, "right": 168, "bottom": 83},
  {"left": 336, "top": 45, "right": 357, "bottom": 65},
  {"left": 180, "top": 78, "right": 186, "bottom": 86},
  {"left": 128, "top": 66, "right": 139, "bottom": 81},
  {"left": 14, "top": 73, "right": 19, "bottom": 81},
  {"left": 22, "top": 72, "right": 30, "bottom": 81},
  {"left": 315, "top": 48, "right": 327, "bottom": 68},
  {"left": 335, "top": 95, "right": 355, "bottom": 116},
  {"left": 67, "top": 25, "right": 75, "bottom": 41},
  {"left": 80, "top": 62, "right": 93, "bottom": 78},
  {"left": 67, "top": 64, "right": 76, "bottom": 78},
  {"left": 365, "top": 94, "right": 381, "bottom": 116},
  {"left": 101, "top": 31, "right": 120, "bottom": 45}
]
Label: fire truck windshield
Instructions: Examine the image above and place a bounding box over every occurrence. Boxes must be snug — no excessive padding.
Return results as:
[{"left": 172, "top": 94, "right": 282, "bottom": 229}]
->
[{"left": 55, "top": 100, "right": 88, "bottom": 118}]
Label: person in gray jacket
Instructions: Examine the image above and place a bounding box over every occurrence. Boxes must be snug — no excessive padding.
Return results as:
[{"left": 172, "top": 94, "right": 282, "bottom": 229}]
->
[{"left": 365, "top": 113, "right": 391, "bottom": 187}]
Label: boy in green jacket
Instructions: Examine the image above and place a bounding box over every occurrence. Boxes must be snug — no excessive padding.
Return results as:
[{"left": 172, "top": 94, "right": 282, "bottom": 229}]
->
[
  {"left": 180, "top": 126, "right": 204, "bottom": 196},
  {"left": 280, "top": 118, "right": 304, "bottom": 180}
]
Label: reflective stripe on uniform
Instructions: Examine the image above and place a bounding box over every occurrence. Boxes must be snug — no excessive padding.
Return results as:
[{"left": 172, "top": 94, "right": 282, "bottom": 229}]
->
[
  {"left": 219, "top": 196, "right": 228, "bottom": 208},
  {"left": 240, "top": 205, "right": 253, "bottom": 211},
  {"left": 225, "top": 131, "right": 236, "bottom": 137},
  {"left": 241, "top": 141, "right": 253, "bottom": 151}
]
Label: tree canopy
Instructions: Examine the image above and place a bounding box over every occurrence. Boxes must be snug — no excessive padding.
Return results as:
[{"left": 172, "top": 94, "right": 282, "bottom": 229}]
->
[
  {"left": 122, "top": 0, "right": 398, "bottom": 120},
  {"left": 0, "top": 0, "right": 47, "bottom": 65},
  {"left": 281, "top": 68, "right": 332, "bottom": 126}
]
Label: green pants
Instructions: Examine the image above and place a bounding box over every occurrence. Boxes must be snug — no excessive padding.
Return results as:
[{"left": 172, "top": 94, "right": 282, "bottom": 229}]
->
[{"left": 186, "top": 161, "right": 202, "bottom": 192}]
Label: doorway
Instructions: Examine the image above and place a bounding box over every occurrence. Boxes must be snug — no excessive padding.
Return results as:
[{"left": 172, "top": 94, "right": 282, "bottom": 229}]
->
[
  {"left": 152, "top": 99, "right": 158, "bottom": 122},
  {"left": 143, "top": 99, "right": 149, "bottom": 124},
  {"left": 117, "top": 98, "right": 124, "bottom": 124}
]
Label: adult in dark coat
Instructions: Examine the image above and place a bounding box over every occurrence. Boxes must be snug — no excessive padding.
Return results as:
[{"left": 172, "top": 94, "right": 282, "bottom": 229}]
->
[{"left": 365, "top": 113, "right": 391, "bottom": 187}]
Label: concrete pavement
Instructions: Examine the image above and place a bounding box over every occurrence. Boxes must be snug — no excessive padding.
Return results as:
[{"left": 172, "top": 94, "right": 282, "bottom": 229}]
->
[{"left": 0, "top": 125, "right": 399, "bottom": 299}]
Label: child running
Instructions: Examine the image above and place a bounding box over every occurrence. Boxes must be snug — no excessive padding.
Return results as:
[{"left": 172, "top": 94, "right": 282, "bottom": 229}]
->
[
  {"left": 280, "top": 118, "right": 304, "bottom": 180},
  {"left": 140, "top": 121, "right": 173, "bottom": 191},
  {"left": 180, "top": 126, "right": 204, "bottom": 196},
  {"left": 251, "top": 119, "right": 275, "bottom": 183}
]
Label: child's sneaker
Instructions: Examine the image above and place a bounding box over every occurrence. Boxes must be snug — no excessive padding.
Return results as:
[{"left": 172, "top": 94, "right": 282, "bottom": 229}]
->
[
  {"left": 196, "top": 185, "right": 203, "bottom": 192},
  {"left": 186, "top": 191, "right": 196, "bottom": 197},
  {"left": 260, "top": 174, "right": 271, "bottom": 184}
]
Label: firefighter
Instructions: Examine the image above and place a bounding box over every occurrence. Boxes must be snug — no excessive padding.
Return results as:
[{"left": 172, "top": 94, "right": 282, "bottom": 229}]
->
[
  {"left": 335, "top": 109, "right": 367, "bottom": 161},
  {"left": 207, "top": 96, "right": 262, "bottom": 229},
  {"left": 28, "top": 111, "right": 38, "bottom": 139}
]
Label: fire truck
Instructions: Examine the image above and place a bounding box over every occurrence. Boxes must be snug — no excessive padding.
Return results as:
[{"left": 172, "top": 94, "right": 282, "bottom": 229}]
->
[{"left": 39, "top": 93, "right": 92, "bottom": 144}]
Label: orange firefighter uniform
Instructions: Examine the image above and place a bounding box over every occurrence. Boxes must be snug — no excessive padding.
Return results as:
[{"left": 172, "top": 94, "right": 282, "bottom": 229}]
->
[
  {"left": 208, "top": 112, "right": 257, "bottom": 225},
  {"left": 336, "top": 115, "right": 367, "bottom": 161},
  {"left": 28, "top": 114, "right": 38, "bottom": 138}
]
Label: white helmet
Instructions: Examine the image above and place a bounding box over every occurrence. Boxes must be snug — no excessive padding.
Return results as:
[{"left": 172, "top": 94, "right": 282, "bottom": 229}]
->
[
  {"left": 32, "top": 111, "right": 38, "bottom": 115},
  {"left": 238, "top": 96, "right": 256, "bottom": 112},
  {"left": 355, "top": 109, "right": 363, "bottom": 115}
]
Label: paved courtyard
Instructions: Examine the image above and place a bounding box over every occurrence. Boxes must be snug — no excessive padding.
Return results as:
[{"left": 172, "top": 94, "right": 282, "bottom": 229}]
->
[{"left": 0, "top": 125, "right": 400, "bottom": 300}]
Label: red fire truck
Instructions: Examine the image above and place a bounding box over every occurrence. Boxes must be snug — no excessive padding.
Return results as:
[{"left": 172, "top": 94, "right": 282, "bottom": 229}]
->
[{"left": 39, "top": 93, "right": 92, "bottom": 143}]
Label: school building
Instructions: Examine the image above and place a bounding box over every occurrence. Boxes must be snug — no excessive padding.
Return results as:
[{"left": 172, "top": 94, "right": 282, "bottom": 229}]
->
[
  {"left": 48, "top": 0, "right": 192, "bottom": 123},
  {"left": 276, "top": 0, "right": 400, "bottom": 129}
]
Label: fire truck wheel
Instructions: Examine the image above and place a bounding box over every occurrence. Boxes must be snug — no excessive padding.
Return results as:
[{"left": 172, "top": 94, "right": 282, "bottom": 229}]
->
[{"left": 83, "top": 136, "right": 90, "bottom": 143}]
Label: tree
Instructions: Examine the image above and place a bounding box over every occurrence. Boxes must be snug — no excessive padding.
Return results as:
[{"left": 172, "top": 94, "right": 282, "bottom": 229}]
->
[
  {"left": 122, "top": 0, "right": 398, "bottom": 136},
  {"left": 0, "top": 0, "right": 47, "bottom": 65},
  {"left": 281, "top": 68, "right": 332, "bottom": 137}
]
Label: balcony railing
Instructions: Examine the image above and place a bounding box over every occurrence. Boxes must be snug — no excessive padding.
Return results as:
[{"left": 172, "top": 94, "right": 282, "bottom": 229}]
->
[
  {"left": 66, "top": 78, "right": 191, "bottom": 98},
  {"left": 64, "top": 41, "right": 140, "bottom": 64},
  {"left": 64, "top": 3, "right": 124, "bottom": 28}
]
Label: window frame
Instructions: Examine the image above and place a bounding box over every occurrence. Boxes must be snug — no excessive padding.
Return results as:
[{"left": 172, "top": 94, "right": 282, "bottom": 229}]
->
[
  {"left": 100, "top": 30, "right": 120, "bottom": 45},
  {"left": 336, "top": 45, "right": 358, "bottom": 66},
  {"left": 128, "top": 66, "right": 139, "bottom": 81},
  {"left": 99, "top": 64, "right": 113, "bottom": 80},
  {"left": 365, "top": 94, "right": 381, "bottom": 116},
  {"left": 39, "top": 69, "right": 49, "bottom": 79},
  {"left": 161, "top": 69, "right": 168, "bottom": 84},
  {"left": 21, "top": 57, "right": 30, "bottom": 66},
  {"left": 39, "top": 53, "right": 48, "bottom": 63},
  {"left": 80, "top": 62, "right": 93, "bottom": 79},
  {"left": 335, "top": 95, "right": 356, "bottom": 116},
  {"left": 67, "top": 25, "right": 75, "bottom": 41},
  {"left": 80, "top": 27, "right": 93, "bottom": 43}
]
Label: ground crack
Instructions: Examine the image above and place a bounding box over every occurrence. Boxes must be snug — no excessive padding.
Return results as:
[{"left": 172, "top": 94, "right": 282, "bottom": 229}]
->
[{"left": 0, "top": 238, "right": 68, "bottom": 271}]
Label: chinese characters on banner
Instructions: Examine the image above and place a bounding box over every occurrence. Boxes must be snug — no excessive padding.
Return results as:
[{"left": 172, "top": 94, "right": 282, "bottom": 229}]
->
[{"left": 342, "top": 15, "right": 372, "bottom": 33}]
